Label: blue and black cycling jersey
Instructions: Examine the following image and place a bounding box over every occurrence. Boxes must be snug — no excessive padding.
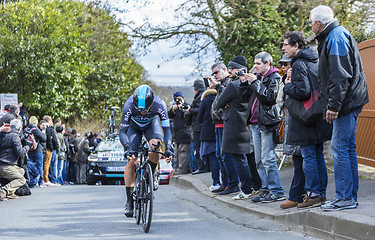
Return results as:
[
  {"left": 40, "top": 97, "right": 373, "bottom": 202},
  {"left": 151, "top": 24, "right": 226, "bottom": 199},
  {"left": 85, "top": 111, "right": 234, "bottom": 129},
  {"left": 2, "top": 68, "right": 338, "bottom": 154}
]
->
[{"left": 119, "top": 95, "right": 172, "bottom": 152}]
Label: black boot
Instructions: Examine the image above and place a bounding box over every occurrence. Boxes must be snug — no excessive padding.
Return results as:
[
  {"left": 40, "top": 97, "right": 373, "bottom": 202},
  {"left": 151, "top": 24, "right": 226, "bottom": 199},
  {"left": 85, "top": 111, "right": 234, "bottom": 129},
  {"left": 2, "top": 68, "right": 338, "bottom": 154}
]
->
[{"left": 124, "top": 187, "right": 134, "bottom": 217}]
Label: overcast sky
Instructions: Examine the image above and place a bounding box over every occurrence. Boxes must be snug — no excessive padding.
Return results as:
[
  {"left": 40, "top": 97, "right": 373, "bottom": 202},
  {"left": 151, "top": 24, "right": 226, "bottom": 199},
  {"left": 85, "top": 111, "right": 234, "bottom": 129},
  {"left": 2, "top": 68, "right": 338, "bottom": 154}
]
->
[{"left": 110, "top": 0, "right": 212, "bottom": 87}]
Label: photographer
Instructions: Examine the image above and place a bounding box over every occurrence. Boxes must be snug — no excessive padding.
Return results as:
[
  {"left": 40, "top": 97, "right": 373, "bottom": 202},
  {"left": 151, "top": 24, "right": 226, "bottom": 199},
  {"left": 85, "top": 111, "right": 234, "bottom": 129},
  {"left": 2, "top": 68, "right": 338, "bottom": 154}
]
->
[
  {"left": 168, "top": 92, "right": 192, "bottom": 175},
  {"left": 0, "top": 119, "right": 29, "bottom": 201}
]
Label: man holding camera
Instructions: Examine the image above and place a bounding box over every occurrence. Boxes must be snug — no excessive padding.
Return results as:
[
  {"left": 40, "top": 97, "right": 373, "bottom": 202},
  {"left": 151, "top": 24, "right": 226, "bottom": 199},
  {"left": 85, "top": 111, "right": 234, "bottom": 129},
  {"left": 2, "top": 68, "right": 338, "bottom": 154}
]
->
[
  {"left": 168, "top": 92, "right": 192, "bottom": 175},
  {"left": 0, "top": 119, "right": 29, "bottom": 201},
  {"left": 216, "top": 56, "right": 257, "bottom": 198}
]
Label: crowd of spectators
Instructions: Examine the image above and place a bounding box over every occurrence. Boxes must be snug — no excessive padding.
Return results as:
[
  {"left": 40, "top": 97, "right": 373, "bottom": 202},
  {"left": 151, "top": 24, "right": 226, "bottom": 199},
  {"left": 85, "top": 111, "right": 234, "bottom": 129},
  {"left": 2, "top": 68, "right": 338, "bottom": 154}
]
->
[
  {"left": 0, "top": 103, "right": 100, "bottom": 201},
  {"left": 167, "top": 5, "right": 368, "bottom": 211}
]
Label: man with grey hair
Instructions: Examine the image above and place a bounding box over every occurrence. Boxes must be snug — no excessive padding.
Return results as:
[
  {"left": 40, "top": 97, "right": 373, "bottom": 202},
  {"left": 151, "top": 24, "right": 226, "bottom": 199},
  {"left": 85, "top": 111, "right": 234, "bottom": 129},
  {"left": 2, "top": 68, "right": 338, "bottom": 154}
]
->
[
  {"left": 239, "top": 51, "right": 285, "bottom": 203},
  {"left": 309, "top": 5, "right": 369, "bottom": 211},
  {"left": 0, "top": 119, "right": 29, "bottom": 201}
]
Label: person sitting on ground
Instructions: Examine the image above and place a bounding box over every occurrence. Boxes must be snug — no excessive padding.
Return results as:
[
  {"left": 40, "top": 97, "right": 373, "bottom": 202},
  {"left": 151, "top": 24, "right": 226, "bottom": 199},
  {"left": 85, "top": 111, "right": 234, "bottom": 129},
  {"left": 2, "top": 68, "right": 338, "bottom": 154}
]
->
[{"left": 0, "top": 119, "right": 30, "bottom": 201}]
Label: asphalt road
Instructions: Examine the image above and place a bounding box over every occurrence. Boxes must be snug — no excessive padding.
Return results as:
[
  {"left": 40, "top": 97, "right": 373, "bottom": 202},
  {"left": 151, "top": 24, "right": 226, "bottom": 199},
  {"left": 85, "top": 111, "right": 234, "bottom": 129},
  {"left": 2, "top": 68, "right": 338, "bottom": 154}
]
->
[{"left": 0, "top": 184, "right": 321, "bottom": 240}]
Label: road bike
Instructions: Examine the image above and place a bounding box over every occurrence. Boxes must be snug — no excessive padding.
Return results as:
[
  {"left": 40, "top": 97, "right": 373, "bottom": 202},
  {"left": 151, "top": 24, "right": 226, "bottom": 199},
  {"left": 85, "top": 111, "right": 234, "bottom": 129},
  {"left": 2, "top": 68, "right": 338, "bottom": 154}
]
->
[{"left": 132, "top": 140, "right": 163, "bottom": 233}]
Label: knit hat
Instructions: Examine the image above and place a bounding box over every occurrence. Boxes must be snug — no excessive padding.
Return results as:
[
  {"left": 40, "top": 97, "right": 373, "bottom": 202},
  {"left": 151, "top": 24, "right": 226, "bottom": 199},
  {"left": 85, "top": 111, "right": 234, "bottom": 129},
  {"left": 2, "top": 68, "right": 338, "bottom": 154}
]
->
[
  {"left": 193, "top": 79, "right": 205, "bottom": 90},
  {"left": 228, "top": 55, "right": 247, "bottom": 70},
  {"left": 29, "top": 116, "right": 38, "bottom": 126},
  {"left": 173, "top": 91, "right": 184, "bottom": 100},
  {"left": 278, "top": 54, "right": 292, "bottom": 63}
]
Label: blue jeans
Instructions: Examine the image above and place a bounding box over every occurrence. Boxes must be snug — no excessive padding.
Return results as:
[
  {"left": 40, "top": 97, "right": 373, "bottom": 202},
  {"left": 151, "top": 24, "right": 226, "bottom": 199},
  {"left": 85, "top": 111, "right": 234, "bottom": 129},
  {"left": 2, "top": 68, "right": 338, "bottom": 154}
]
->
[
  {"left": 62, "top": 160, "right": 69, "bottom": 182},
  {"left": 27, "top": 152, "right": 44, "bottom": 185},
  {"left": 222, "top": 152, "right": 239, "bottom": 189},
  {"left": 331, "top": 108, "right": 362, "bottom": 200},
  {"left": 229, "top": 153, "right": 254, "bottom": 194},
  {"left": 202, "top": 152, "right": 220, "bottom": 186},
  {"left": 215, "top": 127, "right": 228, "bottom": 187},
  {"left": 301, "top": 144, "right": 327, "bottom": 197},
  {"left": 50, "top": 150, "right": 58, "bottom": 183},
  {"left": 188, "top": 141, "right": 197, "bottom": 171},
  {"left": 288, "top": 155, "right": 305, "bottom": 202},
  {"left": 27, "top": 161, "right": 40, "bottom": 188},
  {"left": 57, "top": 159, "right": 64, "bottom": 184},
  {"left": 251, "top": 124, "right": 284, "bottom": 196}
]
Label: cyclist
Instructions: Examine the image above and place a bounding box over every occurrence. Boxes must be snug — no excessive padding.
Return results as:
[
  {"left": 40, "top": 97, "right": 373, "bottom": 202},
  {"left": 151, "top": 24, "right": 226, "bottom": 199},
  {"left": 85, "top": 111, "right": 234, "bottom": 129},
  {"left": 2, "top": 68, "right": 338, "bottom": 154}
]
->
[{"left": 120, "top": 85, "right": 173, "bottom": 217}]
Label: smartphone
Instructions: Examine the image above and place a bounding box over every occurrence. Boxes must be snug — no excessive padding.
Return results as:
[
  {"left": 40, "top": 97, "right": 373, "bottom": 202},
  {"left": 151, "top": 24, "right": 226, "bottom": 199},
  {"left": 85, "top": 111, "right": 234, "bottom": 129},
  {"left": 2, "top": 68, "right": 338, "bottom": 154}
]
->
[{"left": 203, "top": 77, "right": 210, "bottom": 87}]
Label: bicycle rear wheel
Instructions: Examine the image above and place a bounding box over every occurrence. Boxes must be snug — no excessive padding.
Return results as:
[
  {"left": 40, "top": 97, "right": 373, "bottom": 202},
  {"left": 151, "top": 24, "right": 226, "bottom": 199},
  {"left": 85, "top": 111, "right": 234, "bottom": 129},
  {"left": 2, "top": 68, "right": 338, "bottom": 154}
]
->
[
  {"left": 142, "top": 163, "right": 154, "bottom": 233},
  {"left": 134, "top": 170, "right": 141, "bottom": 225}
]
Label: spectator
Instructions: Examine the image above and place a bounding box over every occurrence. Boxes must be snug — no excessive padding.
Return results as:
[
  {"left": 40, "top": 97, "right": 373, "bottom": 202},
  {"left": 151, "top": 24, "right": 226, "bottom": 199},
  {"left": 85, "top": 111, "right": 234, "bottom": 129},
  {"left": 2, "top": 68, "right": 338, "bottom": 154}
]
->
[
  {"left": 208, "top": 62, "right": 233, "bottom": 193},
  {"left": 62, "top": 128, "right": 72, "bottom": 184},
  {"left": 197, "top": 88, "right": 220, "bottom": 191},
  {"left": 0, "top": 104, "right": 10, "bottom": 118},
  {"left": 310, "top": 5, "right": 369, "bottom": 210},
  {"left": 0, "top": 119, "right": 29, "bottom": 201},
  {"left": 56, "top": 125, "right": 67, "bottom": 185},
  {"left": 216, "top": 56, "right": 257, "bottom": 199},
  {"left": 168, "top": 92, "right": 192, "bottom": 175},
  {"left": 77, "top": 131, "right": 92, "bottom": 184},
  {"left": 0, "top": 104, "right": 20, "bottom": 126},
  {"left": 281, "top": 31, "right": 332, "bottom": 209},
  {"left": 26, "top": 116, "right": 47, "bottom": 188},
  {"left": 240, "top": 52, "right": 285, "bottom": 203},
  {"left": 279, "top": 54, "right": 292, "bottom": 84},
  {"left": 42, "top": 115, "right": 60, "bottom": 186},
  {"left": 189, "top": 79, "right": 207, "bottom": 174},
  {"left": 18, "top": 102, "right": 28, "bottom": 128},
  {"left": 70, "top": 129, "right": 82, "bottom": 184}
]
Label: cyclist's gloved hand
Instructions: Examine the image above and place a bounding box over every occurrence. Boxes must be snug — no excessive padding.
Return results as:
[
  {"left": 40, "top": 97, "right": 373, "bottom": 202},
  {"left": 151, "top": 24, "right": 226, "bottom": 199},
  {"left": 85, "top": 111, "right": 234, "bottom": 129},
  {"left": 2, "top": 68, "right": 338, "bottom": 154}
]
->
[
  {"left": 164, "top": 147, "right": 173, "bottom": 158},
  {"left": 124, "top": 151, "right": 136, "bottom": 159}
]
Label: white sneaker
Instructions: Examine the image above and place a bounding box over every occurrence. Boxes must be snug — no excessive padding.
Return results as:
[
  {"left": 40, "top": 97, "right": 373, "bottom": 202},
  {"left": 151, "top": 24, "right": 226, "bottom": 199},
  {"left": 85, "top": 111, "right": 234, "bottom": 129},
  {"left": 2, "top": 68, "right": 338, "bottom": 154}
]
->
[
  {"left": 45, "top": 181, "right": 59, "bottom": 187},
  {"left": 209, "top": 184, "right": 221, "bottom": 192},
  {"left": 232, "top": 191, "right": 252, "bottom": 200}
]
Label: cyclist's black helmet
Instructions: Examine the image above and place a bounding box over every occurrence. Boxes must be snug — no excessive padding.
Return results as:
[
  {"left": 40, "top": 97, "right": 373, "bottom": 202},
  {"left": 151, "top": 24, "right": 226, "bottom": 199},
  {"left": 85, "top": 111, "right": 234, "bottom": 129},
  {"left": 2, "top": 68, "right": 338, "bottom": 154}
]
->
[{"left": 133, "top": 85, "right": 154, "bottom": 111}]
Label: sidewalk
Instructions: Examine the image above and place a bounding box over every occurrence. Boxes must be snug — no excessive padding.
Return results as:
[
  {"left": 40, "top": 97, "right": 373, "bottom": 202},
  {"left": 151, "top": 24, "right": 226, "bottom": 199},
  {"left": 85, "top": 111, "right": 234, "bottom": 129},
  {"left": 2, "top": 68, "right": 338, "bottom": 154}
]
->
[{"left": 170, "top": 166, "right": 375, "bottom": 240}]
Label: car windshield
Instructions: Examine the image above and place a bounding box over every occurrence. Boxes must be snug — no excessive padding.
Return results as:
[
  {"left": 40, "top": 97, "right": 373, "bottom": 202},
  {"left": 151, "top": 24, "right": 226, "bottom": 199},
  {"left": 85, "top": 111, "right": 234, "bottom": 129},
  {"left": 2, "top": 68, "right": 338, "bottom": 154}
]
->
[{"left": 96, "top": 136, "right": 123, "bottom": 151}]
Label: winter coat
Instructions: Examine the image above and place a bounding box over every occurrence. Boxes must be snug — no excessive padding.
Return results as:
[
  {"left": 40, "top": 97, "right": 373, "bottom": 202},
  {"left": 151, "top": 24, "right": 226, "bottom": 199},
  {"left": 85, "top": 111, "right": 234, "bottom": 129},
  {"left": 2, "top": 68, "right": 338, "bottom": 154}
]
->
[
  {"left": 168, "top": 102, "right": 192, "bottom": 144},
  {"left": 198, "top": 89, "right": 217, "bottom": 142},
  {"left": 46, "top": 126, "right": 59, "bottom": 152},
  {"left": 73, "top": 135, "right": 84, "bottom": 162},
  {"left": 211, "top": 76, "right": 231, "bottom": 124},
  {"left": 26, "top": 123, "right": 46, "bottom": 154},
  {"left": 283, "top": 47, "right": 332, "bottom": 146},
  {"left": 189, "top": 89, "right": 205, "bottom": 132},
  {"left": 216, "top": 79, "right": 251, "bottom": 154},
  {"left": 77, "top": 137, "right": 90, "bottom": 163},
  {"left": 56, "top": 132, "right": 67, "bottom": 160},
  {"left": 0, "top": 129, "right": 29, "bottom": 166},
  {"left": 315, "top": 20, "right": 368, "bottom": 117}
]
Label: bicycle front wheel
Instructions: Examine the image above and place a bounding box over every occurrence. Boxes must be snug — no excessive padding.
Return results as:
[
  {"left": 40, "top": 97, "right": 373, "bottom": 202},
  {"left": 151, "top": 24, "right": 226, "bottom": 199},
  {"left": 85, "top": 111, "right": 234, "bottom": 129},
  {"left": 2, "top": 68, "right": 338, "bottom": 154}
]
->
[
  {"left": 134, "top": 170, "right": 141, "bottom": 225},
  {"left": 142, "top": 162, "right": 154, "bottom": 233}
]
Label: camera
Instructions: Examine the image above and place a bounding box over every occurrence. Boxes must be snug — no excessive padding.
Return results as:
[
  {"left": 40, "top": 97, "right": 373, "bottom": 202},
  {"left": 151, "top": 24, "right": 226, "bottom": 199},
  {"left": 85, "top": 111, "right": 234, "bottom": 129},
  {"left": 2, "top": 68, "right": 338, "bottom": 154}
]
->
[
  {"left": 21, "top": 130, "right": 33, "bottom": 147},
  {"left": 235, "top": 69, "right": 246, "bottom": 76},
  {"left": 203, "top": 77, "right": 210, "bottom": 88},
  {"left": 175, "top": 98, "right": 182, "bottom": 105}
]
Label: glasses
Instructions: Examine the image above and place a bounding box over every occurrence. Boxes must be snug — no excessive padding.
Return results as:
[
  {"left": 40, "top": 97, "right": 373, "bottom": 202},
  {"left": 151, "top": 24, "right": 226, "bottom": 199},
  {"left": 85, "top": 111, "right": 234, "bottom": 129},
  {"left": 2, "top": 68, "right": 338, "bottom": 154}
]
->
[
  {"left": 309, "top": 20, "right": 318, "bottom": 27},
  {"left": 281, "top": 62, "right": 290, "bottom": 67},
  {"left": 211, "top": 69, "right": 220, "bottom": 76}
]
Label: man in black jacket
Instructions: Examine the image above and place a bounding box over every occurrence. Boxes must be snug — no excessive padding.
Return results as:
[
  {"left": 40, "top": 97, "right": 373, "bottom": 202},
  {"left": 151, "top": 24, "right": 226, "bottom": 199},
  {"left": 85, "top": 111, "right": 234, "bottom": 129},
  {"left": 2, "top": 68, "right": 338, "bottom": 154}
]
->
[
  {"left": 0, "top": 119, "right": 29, "bottom": 201},
  {"left": 240, "top": 52, "right": 285, "bottom": 203},
  {"left": 0, "top": 104, "right": 20, "bottom": 126},
  {"left": 310, "top": 5, "right": 369, "bottom": 211},
  {"left": 188, "top": 79, "right": 207, "bottom": 174},
  {"left": 168, "top": 92, "right": 192, "bottom": 175},
  {"left": 26, "top": 116, "right": 47, "bottom": 188}
]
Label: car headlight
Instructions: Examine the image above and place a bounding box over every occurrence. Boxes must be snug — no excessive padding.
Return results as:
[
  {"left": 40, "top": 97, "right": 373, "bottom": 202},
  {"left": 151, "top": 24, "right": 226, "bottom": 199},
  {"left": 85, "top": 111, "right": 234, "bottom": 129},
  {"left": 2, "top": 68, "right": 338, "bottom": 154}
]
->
[{"left": 88, "top": 154, "right": 98, "bottom": 162}]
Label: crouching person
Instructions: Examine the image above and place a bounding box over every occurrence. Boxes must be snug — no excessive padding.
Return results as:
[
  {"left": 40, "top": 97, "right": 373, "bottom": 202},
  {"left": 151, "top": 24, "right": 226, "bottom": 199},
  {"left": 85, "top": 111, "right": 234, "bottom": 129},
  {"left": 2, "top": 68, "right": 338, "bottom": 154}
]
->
[{"left": 0, "top": 119, "right": 29, "bottom": 201}]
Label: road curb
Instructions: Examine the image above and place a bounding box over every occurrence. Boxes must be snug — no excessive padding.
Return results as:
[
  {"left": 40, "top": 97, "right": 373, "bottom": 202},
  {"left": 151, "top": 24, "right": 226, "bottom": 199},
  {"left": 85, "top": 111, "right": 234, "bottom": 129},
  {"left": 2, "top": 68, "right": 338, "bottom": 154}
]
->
[{"left": 171, "top": 175, "right": 375, "bottom": 240}]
